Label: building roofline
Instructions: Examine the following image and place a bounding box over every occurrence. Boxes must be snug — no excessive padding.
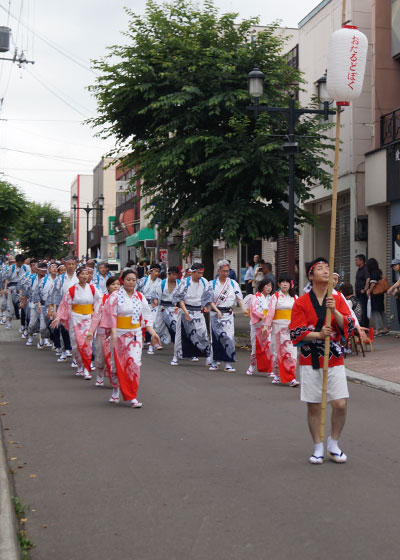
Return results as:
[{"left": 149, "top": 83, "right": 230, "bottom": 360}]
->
[{"left": 298, "top": 0, "right": 333, "bottom": 29}]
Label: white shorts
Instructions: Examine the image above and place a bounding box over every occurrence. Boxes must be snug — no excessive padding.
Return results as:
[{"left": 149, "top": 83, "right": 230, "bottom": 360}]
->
[{"left": 300, "top": 365, "right": 349, "bottom": 403}]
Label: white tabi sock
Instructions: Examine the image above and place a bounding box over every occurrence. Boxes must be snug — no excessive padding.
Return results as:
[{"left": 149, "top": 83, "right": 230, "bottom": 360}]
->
[
  {"left": 112, "top": 388, "right": 120, "bottom": 399},
  {"left": 313, "top": 442, "right": 324, "bottom": 458},
  {"left": 327, "top": 437, "right": 341, "bottom": 455}
]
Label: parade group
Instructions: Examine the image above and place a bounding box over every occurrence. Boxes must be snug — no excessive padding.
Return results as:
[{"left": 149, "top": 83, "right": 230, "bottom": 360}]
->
[{"left": 1, "top": 252, "right": 384, "bottom": 465}]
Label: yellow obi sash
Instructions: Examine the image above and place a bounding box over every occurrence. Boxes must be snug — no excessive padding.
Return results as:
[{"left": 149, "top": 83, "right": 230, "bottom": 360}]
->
[
  {"left": 117, "top": 316, "right": 140, "bottom": 329},
  {"left": 263, "top": 309, "right": 268, "bottom": 316},
  {"left": 274, "top": 309, "right": 292, "bottom": 320},
  {"left": 72, "top": 304, "right": 93, "bottom": 315}
]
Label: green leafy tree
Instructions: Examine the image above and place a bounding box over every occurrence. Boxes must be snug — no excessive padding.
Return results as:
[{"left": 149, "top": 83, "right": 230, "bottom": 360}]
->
[
  {"left": 0, "top": 181, "right": 28, "bottom": 255},
  {"left": 17, "top": 203, "right": 70, "bottom": 259},
  {"left": 90, "top": 0, "right": 333, "bottom": 272}
]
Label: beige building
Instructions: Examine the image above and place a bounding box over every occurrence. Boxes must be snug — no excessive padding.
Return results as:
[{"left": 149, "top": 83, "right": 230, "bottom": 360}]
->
[{"left": 89, "top": 157, "right": 119, "bottom": 260}]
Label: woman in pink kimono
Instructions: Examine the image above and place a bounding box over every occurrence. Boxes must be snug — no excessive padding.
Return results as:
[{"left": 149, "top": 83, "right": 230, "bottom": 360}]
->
[
  {"left": 246, "top": 278, "right": 274, "bottom": 376},
  {"left": 51, "top": 266, "right": 101, "bottom": 380},
  {"left": 100, "top": 269, "right": 160, "bottom": 408},
  {"left": 265, "top": 273, "right": 299, "bottom": 387},
  {"left": 86, "top": 275, "right": 120, "bottom": 387}
]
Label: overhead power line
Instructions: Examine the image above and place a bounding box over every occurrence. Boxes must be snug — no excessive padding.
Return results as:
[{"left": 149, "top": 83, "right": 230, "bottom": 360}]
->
[
  {"left": 26, "top": 69, "right": 90, "bottom": 119},
  {"left": 5, "top": 174, "right": 71, "bottom": 193},
  {"left": 0, "top": 146, "right": 97, "bottom": 163},
  {"left": 0, "top": 3, "right": 99, "bottom": 75}
]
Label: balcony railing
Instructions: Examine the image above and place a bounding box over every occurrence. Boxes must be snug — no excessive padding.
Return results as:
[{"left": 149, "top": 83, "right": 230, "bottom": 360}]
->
[{"left": 381, "top": 107, "right": 400, "bottom": 146}]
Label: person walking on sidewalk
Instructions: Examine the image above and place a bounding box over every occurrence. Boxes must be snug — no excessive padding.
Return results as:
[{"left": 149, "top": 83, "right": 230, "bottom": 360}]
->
[
  {"left": 99, "top": 269, "right": 160, "bottom": 408},
  {"left": 354, "top": 254, "right": 369, "bottom": 327},
  {"left": 387, "top": 258, "right": 400, "bottom": 336},
  {"left": 247, "top": 278, "right": 274, "bottom": 376},
  {"left": 265, "top": 274, "right": 299, "bottom": 387},
  {"left": 289, "top": 258, "right": 355, "bottom": 465},
  {"left": 366, "top": 258, "right": 389, "bottom": 336},
  {"left": 51, "top": 266, "right": 101, "bottom": 380}
]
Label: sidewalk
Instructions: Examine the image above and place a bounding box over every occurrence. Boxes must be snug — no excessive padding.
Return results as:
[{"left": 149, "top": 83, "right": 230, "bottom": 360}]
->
[{"left": 233, "top": 311, "right": 400, "bottom": 395}]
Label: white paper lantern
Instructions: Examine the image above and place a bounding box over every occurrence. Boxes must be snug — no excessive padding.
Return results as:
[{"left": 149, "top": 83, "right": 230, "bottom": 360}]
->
[{"left": 326, "top": 25, "right": 368, "bottom": 106}]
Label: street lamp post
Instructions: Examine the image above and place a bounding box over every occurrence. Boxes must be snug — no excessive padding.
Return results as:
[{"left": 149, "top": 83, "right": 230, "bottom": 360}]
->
[
  {"left": 247, "top": 67, "right": 336, "bottom": 282},
  {"left": 72, "top": 194, "right": 105, "bottom": 260}
]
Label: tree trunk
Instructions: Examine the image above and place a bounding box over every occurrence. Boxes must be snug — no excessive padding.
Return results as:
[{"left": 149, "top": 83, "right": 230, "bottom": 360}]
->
[{"left": 201, "top": 242, "right": 214, "bottom": 281}]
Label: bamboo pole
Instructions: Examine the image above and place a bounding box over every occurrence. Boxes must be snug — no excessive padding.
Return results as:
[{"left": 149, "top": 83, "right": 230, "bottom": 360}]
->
[{"left": 320, "top": 0, "right": 346, "bottom": 442}]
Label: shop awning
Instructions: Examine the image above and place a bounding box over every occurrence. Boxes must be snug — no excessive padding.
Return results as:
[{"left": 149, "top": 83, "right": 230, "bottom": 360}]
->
[{"left": 126, "top": 227, "right": 155, "bottom": 247}]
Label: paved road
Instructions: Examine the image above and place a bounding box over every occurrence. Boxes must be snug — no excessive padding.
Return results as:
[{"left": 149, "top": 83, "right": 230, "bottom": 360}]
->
[{"left": 1, "top": 327, "right": 400, "bottom": 560}]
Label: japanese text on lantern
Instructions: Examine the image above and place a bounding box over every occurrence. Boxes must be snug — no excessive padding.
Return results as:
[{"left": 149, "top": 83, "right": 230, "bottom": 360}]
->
[{"left": 348, "top": 35, "right": 359, "bottom": 90}]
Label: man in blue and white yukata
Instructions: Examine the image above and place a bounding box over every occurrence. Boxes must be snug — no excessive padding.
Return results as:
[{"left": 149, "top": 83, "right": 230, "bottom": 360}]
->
[
  {"left": 153, "top": 266, "right": 181, "bottom": 361},
  {"left": 3, "top": 254, "right": 29, "bottom": 329},
  {"left": 94, "top": 262, "right": 112, "bottom": 295},
  {"left": 137, "top": 263, "right": 162, "bottom": 355},
  {"left": 171, "top": 262, "right": 214, "bottom": 367},
  {"left": 208, "top": 259, "right": 247, "bottom": 372}
]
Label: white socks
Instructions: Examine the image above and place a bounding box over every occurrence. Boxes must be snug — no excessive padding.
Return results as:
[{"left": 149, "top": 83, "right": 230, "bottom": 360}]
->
[
  {"left": 313, "top": 442, "right": 324, "bottom": 457},
  {"left": 327, "top": 437, "right": 341, "bottom": 455},
  {"left": 111, "top": 388, "right": 120, "bottom": 399}
]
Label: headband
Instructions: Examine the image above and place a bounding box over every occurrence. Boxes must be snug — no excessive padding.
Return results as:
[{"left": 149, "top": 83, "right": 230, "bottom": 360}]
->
[{"left": 308, "top": 260, "right": 328, "bottom": 276}]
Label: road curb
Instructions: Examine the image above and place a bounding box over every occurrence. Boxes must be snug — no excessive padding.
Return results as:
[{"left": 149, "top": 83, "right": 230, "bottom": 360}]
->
[
  {"left": 346, "top": 368, "right": 400, "bottom": 396},
  {"left": 0, "top": 407, "right": 20, "bottom": 560}
]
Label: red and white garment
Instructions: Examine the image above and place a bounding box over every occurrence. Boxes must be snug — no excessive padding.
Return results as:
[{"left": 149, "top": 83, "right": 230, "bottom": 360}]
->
[
  {"left": 265, "top": 291, "right": 298, "bottom": 383},
  {"left": 249, "top": 292, "right": 273, "bottom": 373},
  {"left": 90, "top": 293, "right": 116, "bottom": 386},
  {"left": 57, "top": 283, "right": 100, "bottom": 373},
  {"left": 100, "top": 287, "right": 153, "bottom": 402}
]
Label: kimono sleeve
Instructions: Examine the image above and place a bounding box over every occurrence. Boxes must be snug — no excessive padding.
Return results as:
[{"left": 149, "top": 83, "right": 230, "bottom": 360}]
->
[
  {"left": 289, "top": 297, "right": 315, "bottom": 346},
  {"left": 90, "top": 298, "right": 103, "bottom": 333},
  {"left": 264, "top": 294, "right": 278, "bottom": 329},
  {"left": 232, "top": 280, "right": 243, "bottom": 301},
  {"left": 56, "top": 290, "right": 72, "bottom": 331},
  {"left": 249, "top": 295, "right": 264, "bottom": 325},
  {"left": 172, "top": 279, "right": 187, "bottom": 305},
  {"left": 100, "top": 292, "right": 117, "bottom": 329},
  {"left": 201, "top": 278, "right": 213, "bottom": 307},
  {"left": 335, "top": 293, "right": 355, "bottom": 339},
  {"left": 140, "top": 296, "right": 153, "bottom": 328}
]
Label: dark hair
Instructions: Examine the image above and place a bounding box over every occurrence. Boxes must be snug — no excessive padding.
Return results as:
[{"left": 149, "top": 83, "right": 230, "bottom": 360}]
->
[
  {"left": 121, "top": 269, "right": 137, "bottom": 281},
  {"left": 168, "top": 266, "right": 179, "bottom": 274},
  {"left": 356, "top": 254, "right": 366, "bottom": 263},
  {"left": 263, "top": 262, "right": 272, "bottom": 272},
  {"left": 191, "top": 262, "right": 204, "bottom": 271},
  {"left": 15, "top": 254, "right": 25, "bottom": 263},
  {"left": 278, "top": 273, "right": 296, "bottom": 297},
  {"left": 307, "top": 257, "right": 329, "bottom": 278},
  {"left": 98, "top": 261, "right": 109, "bottom": 269},
  {"left": 76, "top": 265, "right": 87, "bottom": 276},
  {"left": 150, "top": 263, "right": 161, "bottom": 271},
  {"left": 257, "top": 277, "right": 274, "bottom": 294},
  {"left": 126, "top": 260, "right": 135, "bottom": 267},
  {"left": 366, "top": 258, "right": 382, "bottom": 276},
  {"left": 340, "top": 282, "right": 354, "bottom": 298},
  {"left": 106, "top": 275, "right": 119, "bottom": 288}
]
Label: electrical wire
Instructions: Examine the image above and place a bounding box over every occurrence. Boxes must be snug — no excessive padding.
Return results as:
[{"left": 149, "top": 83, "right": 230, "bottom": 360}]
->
[
  {"left": 26, "top": 69, "right": 90, "bottom": 119},
  {"left": 0, "top": 3, "right": 99, "bottom": 75},
  {"left": 0, "top": 146, "right": 97, "bottom": 163},
  {"left": 5, "top": 174, "right": 71, "bottom": 193},
  {"left": 4, "top": 122, "right": 105, "bottom": 149}
]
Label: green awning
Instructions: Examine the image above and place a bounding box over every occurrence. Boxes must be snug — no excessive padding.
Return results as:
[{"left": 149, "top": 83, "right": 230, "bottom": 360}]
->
[{"left": 126, "top": 227, "right": 155, "bottom": 247}]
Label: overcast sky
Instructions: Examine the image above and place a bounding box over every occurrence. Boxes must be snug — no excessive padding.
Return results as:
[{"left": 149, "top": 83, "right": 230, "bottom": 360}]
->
[{"left": 0, "top": 0, "right": 321, "bottom": 212}]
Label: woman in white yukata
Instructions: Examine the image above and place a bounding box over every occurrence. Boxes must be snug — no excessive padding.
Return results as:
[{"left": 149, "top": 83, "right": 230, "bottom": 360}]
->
[
  {"left": 51, "top": 266, "right": 101, "bottom": 381},
  {"left": 247, "top": 278, "right": 274, "bottom": 376},
  {"left": 100, "top": 269, "right": 160, "bottom": 408},
  {"left": 265, "top": 273, "right": 299, "bottom": 387}
]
